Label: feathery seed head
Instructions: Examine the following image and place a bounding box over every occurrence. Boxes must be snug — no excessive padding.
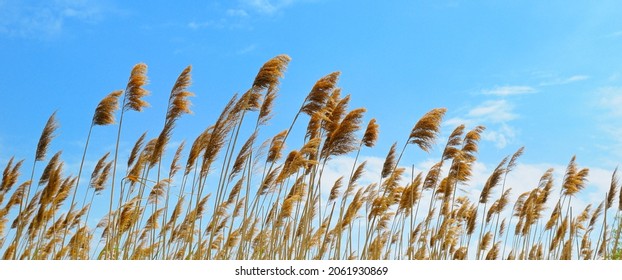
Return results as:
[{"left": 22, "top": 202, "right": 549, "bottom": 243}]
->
[
  {"left": 36, "top": 112, "right": 59, "bottom": 161},
  {"left": 124, "top": 63, "right": 150, "bottom": 112},
  {"left": 362, "top": 118, "right": 379, "bottom": 148},
  {"left": 93, "top": 90, "right": 123, "bottom": 126},
  {"left": 301, "top": 72, "right": 340, "bottom": 116},
  {"left": 408, "top": 108, "right": 447, "bottom": 152},
  {"left": 252, "top": 54, "right": 291, "bottom": 92}
]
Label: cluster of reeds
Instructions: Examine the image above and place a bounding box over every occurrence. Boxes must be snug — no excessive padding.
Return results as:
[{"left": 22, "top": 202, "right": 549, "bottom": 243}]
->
[{"left": 0, "top": 55, "right": 621, "bottom": 260}]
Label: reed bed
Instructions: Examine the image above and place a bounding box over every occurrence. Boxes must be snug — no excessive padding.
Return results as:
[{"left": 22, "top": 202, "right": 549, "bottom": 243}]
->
[{"left": 0, "top": 55, "right": 621, "bottom": 260}]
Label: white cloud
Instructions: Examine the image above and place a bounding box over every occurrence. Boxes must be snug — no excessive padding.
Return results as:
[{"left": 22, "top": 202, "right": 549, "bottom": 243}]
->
[
  {"left": 482, "top": 74, "right": 588, "bottom": 97},
  {"left": 482, "top": 86, "right": 537, "bottom": 96},
  {"left": 593, "top": 87, "right": 622, "bottom": 159},
  {"left": 539, "top": 75, "right": 590, "bottom": 86},
  {"left": 467, "top": 100, "right": 517, "bottom": 123},
  {"left": 188, "top": 21, "right": 215, "bottom": 30},
  {"left": 319, "top": 155, "right": 386, "bottom": 195},
  {"left": 0, "top": 0, "right": 106, "bottom": 38},
  {"left": 241, "top": 0, "right": 295, "bottom": 15},
  {"left": 562, "top": 75, "right": 589, "bottom": 83},
  {"left": 236, "top": 44, "right": 257, "bottom": 55},
  {"left": 446, "top": 100, "right": 517, "bottom": 126},
  {"left": 226, "top": 9, "right": 249, "bottom": 17},
  {"left": 482, "top": 124, "right": 517, "bottom": 149},
  {"left": 445, "top": 100, "right": 518, "bottom": 149},
  {"left": 597, "top": 87, "right": 622, "bottom": 116},
  {"left": 444, "top": 117, "right": 472, "bottom": 128},
  {"left": 186, "top": 0, "right": 302, "bottom": 31},
  {"left": 605, "top": 31, "right": 622, "bottom": 38}
]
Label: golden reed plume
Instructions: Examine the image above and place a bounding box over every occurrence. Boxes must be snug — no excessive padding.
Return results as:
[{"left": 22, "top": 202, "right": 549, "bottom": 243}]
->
[
  {"left": 252, "top": 54, "right": 291, "bottom": 92},
  {"left": 36, "top": 112, "right": 59, "bottom": 161},
  {"left": 124, "top": 63, "right": 150, "bottom": 112},
  {"left": 408, "top": 108, "right": 446, "bottom": 153},
  {"left": 93, "top": 90, "right": 123, "bottom": 126}
]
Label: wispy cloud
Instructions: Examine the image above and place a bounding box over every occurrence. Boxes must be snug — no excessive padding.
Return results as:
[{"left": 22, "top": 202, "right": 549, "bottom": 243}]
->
[
  {"left": 0, "top": 0, "right": 107, "bottom": 38},
  {"left": 187, "top": 0, "right": 306, "bottom": 31},
  {"left": 605, "top": 31, "right": 622, "bottom": 38},
  {"left": 597, "top": 87, "right": 622, "bottom": 116},
  {"left": 539, "top": 75, "right": 589, "bottom": 86},
  {"left": 188, "top": 20, "right": 222, "bottom": 30},
  {"left": 446, "top": 100, "right": 518, "bottom": 149},
  {"left": 186, "top": 6, "right": 252, "bottom": 31},
  {"left": 466, "top": 100, "right": 517, "bottom": 123},
  {"left": 236, "top": 44, "right": 257, "bottom": 55},
  {"left": 481, "top": 86, "right": 537, "bottom": 96},
  {"left": 241, "top": 0, "right": 295, "bottom": 15},
  {"left": 226, "top": 9, "right": 249, "bottom": 17},
  {"left": 482, "top": 74, "right": 588, "bottom": 96},
  {"left": 593, "top": 87, "right": 622, "bottom": 159},
  {"left": 481, "top": 123, "right": 516, "bottom": 149}
]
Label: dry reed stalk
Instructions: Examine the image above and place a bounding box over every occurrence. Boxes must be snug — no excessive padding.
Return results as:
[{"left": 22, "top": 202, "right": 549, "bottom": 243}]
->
[
  {"left": 474, "top": 156, "right": 507, "bottom": 258},
  {"left": 434, "top": 126, "right": 484, "bottom": 249},
  {"left": 106, "top": 63, "right": 150, "bottom": 259},
  {"left": 9, "top": 112, "right": 61, "bottom": 260},
  {"left": 4, "top": 54, "right": 622, "bottom": 260},
  {"left": 151, "top": 65, "right": 194, "bottom": 169},
  {"left": 229, "top": 132, "right": 257, "bottom": 182}
]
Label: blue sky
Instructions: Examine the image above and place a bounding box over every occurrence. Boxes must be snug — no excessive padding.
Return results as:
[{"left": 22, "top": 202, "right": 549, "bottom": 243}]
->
[{"left": 2, "top": 0, "right": 622, "bottom": 212}]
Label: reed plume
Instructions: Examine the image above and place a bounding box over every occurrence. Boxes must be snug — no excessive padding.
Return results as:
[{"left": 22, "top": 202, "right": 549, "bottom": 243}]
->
[
  {"left": 267, "top": 130, "right": 288, "bottom": 163},
  {"left": 442, "top": 124, "right": 465, "bottom": 161},
  {"left": 381, "top": 143, "right": 398, "bottom": 179},
  {"left": 408, "top": 108, "right": 446, "bottom": 152},
  {"left": 2, "top": 55, "right": 621, "bottom": 260},
  {"left": 106, "top": 62, "right": 150, "bottom": 259},
  {"left": 301, "top": 72, "right": 340, "bottom": 116},
  {"left": 166, "top": 66, "right": 194, "bottom": 121},
  {"left": 562, "top": 156, "right": 590, "bottom": 197},
  {"left": 251, "top": 54, "right": 291, "bottom": 92},
  {"left": 123, "top": 63, "right": 150, "bottom": 112},
  {"left": 607, "top": 167, "right": 618, "bottom": 210},
  {"left": 362, "top": 118, "right": 379, "bottom": 148},
  {"left": 321, "top": 108, "right": 366, "bottom": 158},
  {"left": 36, "top": 112, "right": 59, "bottom": 161},
  {"left": 480, "top": 157, "right": 508, "bottom": 204},
  {"left": 151, "top": 66, "right": 194, "bottom": 166},
  {"left": 93, "top": 90, "right": 123, "bottom": 126}
]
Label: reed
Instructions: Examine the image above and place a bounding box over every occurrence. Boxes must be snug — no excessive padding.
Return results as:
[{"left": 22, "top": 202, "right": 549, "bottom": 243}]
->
[{"left": 0, "top": 55, "right": 620, "bottom": 260}]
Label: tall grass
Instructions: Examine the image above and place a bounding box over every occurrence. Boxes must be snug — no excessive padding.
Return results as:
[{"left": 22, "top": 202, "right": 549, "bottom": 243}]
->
[{"left": 0, "top": 55, "right": 620, "bottom": 260}]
